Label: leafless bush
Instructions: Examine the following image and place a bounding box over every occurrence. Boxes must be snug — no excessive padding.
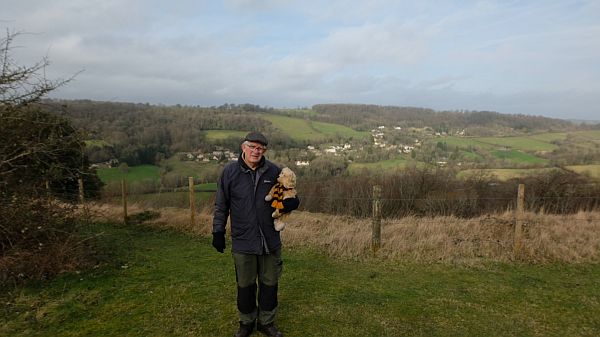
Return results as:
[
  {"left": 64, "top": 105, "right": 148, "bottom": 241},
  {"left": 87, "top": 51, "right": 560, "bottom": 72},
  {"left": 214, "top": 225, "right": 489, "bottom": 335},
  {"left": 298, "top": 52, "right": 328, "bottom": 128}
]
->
[
  {"left": 297, "top": 168, "right": 600, "bottom": 218},
  {"left": 0, "top": 196, "right": 92, "bottom": 287}
]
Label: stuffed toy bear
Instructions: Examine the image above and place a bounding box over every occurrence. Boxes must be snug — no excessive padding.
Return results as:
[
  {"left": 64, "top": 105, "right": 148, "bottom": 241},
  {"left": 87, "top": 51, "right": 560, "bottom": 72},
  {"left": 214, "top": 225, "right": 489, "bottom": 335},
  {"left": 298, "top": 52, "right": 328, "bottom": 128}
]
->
[{"left": 265, "top": 167, "right": 297, "bottom": 231}]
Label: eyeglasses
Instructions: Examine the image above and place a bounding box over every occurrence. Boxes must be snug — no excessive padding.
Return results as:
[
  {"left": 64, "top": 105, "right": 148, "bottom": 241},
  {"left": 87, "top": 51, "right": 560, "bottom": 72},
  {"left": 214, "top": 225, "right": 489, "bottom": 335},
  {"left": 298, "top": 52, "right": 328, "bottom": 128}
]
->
[{"left": 245, "top": 143, "right": 267, "bottom": 152}]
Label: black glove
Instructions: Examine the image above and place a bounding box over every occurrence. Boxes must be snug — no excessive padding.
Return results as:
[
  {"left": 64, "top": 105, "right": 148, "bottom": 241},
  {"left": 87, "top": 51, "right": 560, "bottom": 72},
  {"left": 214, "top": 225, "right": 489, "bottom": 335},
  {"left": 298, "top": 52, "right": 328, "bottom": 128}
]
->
[
  {"left": 281, "top": 197, "right": 300, "bottom": 214},
  {"left": 212, "top": 232, "right": 225, "bottom": 253}
]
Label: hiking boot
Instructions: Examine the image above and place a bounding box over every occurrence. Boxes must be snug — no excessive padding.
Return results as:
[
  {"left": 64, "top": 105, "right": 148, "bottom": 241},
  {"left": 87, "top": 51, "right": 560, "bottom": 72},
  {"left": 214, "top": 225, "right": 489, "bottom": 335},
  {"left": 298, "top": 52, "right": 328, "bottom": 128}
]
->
[
  {"left": 234, "top": 322, "right": 254, "bottom": 337},
  {"left": 257, "top": 322, "right": 283, "bottom": 337}
]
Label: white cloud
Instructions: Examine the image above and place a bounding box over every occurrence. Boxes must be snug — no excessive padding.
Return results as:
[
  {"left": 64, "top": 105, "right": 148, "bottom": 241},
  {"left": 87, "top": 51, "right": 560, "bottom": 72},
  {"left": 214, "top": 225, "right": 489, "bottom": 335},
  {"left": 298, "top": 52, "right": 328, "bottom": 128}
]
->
[{"left": 2, "top": 0, "right": 600, "bottom": 119}]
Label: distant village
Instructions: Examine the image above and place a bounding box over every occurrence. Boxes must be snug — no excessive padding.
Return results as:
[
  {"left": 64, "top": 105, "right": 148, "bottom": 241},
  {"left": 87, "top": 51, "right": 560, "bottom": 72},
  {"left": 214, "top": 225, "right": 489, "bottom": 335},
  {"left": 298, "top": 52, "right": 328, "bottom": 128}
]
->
[
  {"left": 183, "top": 147, "right": 239, "bottom": 163},
  {"left": 176, "top": 125, "right": 467, "bottom": 168},
  {"left": 92, "top": 125, "right": 468, "bottom": 169}
]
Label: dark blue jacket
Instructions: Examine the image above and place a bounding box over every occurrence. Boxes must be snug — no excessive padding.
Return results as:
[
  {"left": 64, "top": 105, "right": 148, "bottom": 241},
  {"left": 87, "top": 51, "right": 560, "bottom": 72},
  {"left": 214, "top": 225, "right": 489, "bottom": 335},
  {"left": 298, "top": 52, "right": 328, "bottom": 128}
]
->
[{"left": 212, "top": 156, "right": 283, "bottom": 254}]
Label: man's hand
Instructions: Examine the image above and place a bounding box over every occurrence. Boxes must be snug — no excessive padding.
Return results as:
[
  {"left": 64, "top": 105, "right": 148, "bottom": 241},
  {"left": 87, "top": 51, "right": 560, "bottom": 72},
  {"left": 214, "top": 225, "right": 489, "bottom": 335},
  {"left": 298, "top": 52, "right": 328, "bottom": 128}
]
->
[{"left": 212, "top": 232, "right": 225, "bottom": 253}]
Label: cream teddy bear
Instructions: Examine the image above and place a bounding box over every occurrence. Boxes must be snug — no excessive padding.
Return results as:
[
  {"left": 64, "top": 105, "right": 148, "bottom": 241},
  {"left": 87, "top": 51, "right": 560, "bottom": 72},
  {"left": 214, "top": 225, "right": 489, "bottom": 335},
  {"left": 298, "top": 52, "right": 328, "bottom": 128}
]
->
[{"left": 265, "top": 167, "right": 297, "bottom": 231}]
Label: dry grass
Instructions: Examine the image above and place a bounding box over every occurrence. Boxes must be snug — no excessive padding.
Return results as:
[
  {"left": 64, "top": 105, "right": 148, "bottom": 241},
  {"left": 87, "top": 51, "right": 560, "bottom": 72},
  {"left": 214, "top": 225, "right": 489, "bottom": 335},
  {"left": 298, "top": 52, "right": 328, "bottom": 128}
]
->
[{"left": 86, "top": 203, "right": 600, "bottom": 264}]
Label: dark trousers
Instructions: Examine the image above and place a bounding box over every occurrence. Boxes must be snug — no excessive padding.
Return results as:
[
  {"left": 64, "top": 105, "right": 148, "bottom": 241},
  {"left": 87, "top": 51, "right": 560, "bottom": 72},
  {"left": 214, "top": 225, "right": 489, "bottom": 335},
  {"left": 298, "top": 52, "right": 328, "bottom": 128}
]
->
[{"left": 233, "top": 249, "right": 282, "bottom": 325}]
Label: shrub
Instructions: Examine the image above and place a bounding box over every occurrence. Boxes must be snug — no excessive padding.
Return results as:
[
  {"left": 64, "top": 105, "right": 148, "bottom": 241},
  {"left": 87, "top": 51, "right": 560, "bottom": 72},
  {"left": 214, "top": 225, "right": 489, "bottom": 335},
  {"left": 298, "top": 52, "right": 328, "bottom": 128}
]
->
[{"left": 0, "top": 195, "right": 93, "bottom": 288}]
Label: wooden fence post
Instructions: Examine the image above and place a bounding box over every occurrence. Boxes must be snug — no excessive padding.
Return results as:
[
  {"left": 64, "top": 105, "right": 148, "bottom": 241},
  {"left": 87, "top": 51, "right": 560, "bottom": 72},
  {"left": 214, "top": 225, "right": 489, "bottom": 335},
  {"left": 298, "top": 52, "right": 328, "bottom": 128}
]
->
[
  {"left": 513, "top": 183, "right": 525, "bottom": 258},
  {"left": 189, "top": 177, "right": 196, "bottom": 227},
  {"left": 372, "top": 185, "right": 382, "bottom": 254},
  {"left": 45, "top": 180, "right": 51, "bottom": 201},
  {"left": 121, "top": 179, "right": 128, "bottom": 224},
  {"left": 78, "top": 178, "right": 85, "bottom": 205}
]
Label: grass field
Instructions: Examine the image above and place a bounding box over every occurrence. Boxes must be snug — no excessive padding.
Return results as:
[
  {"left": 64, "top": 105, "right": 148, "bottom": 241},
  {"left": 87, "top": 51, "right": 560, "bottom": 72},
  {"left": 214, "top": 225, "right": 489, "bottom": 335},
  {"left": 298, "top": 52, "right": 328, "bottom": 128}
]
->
[
  {"left": 566, "top": 164, "right": 600, "bottom": 180},
  {"left": 459, "top": 150, "right": 484, "bottom": 161},
  {"left": 526, "top": 132, "right": 567, "bottom": 143},
  {"left": 457, "top": 168, "right": 562, "bottom": 180},
  {"left": 348, "top": 157, "right": 412, "bottom": 174},
  {"left": 97, "top": 165, "right": 161, "bottom": 184},
  {"left": 2, "top": 221, "right": 599, "bottom": 337},
  {"left": 160, "top": 156, "right": 223, "bottom": 181},
  {"left": 263, "top": 114, "right": 368, "bottom": 142},
  {"left": 103, "top": 190, "right": 215, "bottom": 209},
  {"left": 572, "top": 130, "right": 600, "bottom": 140},
  {"left": 438, "top": 137, "right": 496, "bottom": 151},
  {"left": 438, "top": 134, "right": 560, "bottom": 153},
  {"left": 490, "top": 149, "right": 549, "bottom": 165},
  {"left": 203, "top": 130, "right": 247, "bottom": 141},
  {"left": 475, "top": 136, "right": 558, "bottom": 152}
]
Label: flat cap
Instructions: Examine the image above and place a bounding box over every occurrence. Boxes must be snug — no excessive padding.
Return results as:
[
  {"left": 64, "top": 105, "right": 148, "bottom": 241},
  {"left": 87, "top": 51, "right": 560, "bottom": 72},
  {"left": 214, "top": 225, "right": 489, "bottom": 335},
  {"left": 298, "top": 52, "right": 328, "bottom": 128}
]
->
[{"left": 244, "top": 131, "right": 268, "bottom": 146}]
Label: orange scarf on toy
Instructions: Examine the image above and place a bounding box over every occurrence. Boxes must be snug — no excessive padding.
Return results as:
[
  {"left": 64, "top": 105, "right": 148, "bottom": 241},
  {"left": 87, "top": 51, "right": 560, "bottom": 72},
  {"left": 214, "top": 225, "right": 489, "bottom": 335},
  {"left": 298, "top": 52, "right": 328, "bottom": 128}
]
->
[{"left": 270, "top": 183, "right": 285, "bottom": 210}]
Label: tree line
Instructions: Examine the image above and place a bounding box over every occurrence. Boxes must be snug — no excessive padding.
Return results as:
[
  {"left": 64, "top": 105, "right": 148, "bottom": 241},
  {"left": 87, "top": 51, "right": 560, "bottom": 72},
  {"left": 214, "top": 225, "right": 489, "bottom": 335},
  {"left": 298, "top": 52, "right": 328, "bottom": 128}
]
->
[
  {"left": 36, "top": 100, "right": 598, "bottom": 168},
  {"left": 297, "top": 168, "right": 600, "bottom": 218},
  {"left": 311, "top": 104, "right": 589, "bottom": 133}
]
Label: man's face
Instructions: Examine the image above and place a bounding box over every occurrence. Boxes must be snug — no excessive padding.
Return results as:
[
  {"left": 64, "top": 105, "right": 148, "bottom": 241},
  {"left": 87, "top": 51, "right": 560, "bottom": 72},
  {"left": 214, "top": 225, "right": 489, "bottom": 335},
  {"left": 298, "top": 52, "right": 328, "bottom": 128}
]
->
[{"left": 242, "top": 141, "right": 267, "bottom": 166}]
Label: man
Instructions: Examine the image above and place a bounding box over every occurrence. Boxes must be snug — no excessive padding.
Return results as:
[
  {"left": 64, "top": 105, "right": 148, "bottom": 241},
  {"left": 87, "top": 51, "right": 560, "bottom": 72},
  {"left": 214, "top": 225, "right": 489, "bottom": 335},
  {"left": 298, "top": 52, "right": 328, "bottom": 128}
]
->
[{"left": 212, "top": 131, "right": 299, "bottom": 337}]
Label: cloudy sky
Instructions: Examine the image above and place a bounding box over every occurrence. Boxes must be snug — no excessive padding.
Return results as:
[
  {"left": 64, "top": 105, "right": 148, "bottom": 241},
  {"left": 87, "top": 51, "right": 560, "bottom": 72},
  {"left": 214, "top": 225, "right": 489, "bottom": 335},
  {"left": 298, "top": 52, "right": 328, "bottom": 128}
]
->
[{"left": 3, "top": 0, "right": 599, "bottom": 120}]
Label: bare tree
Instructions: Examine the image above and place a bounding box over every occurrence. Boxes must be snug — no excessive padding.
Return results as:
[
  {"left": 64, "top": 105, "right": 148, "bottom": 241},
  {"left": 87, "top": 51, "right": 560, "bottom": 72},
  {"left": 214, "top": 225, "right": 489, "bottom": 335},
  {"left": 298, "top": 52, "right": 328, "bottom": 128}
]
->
[
  {"left": 0, "top": 30, "right": 73, "bottom": 107},
  {"left": 0, "top": 30, "right": 99, "bottom": 197}
]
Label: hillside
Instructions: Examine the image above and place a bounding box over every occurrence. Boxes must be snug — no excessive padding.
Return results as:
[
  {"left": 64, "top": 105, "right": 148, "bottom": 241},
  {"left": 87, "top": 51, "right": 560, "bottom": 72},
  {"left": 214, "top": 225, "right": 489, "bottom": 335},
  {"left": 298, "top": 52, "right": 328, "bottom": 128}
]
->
[{"left": 40, "top": 99, "right": 600, "bottom": 182}]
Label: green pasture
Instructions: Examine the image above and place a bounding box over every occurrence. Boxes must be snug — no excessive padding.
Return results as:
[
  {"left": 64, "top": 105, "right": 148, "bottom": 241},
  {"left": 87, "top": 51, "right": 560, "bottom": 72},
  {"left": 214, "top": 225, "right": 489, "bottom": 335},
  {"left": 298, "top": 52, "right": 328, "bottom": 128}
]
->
[
  {"left": 263, "top": 114, "right": 322, "bottom": 141},
  {"left": 97, "top": 165, "right": 161, "bottom": 184},
  {"left": 566, "top": 165, "right": 600, "bottom": 180},
  {"left": 3, "top": 222, "right": 600, "bottom": 337},
  {"left": 490, "top": 149, "right": 549, "bottom": 165},
  {"left": 97, "top": 159, "right": 222, "bottom": 188},
  {"left": 457, "top": 168, "right": 561, "bottom": 181},
  {"left": 310, "top": 120, "right": 370, "bottom": 140},
  {"left": 263, "top": 114, "right": 368, "bottom": 142},
  {"left": 436, "top": 136, "right": 496, "bottom": 151},
  {"left": 161, "top": 156, "right": 222, "bottom": 180},
  {"left": 526, "top": 132, "right": 567, "bottom": 143},
  {"left": 202, "top": 130, "right": 247, "bottom": 141},
  {"left": 348, "top": 157, "right": 413, "bottom": 174},
  {"left": 475, "top": 136, "right": 558, "bottom": 152},
  {"left": 459, "top": 150, "right": 484, "bottom": 161}
]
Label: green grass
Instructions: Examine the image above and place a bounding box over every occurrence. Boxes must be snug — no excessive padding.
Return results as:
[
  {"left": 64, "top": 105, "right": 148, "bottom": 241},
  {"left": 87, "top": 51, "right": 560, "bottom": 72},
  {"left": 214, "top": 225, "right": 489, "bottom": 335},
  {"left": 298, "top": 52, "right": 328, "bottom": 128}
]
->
[
  {"left": 348, "top": 157, "right": 411, "bottom": 174},
  {"left": 459, "top": 150, "right": 484, "bottom": 161},
  {"left": 438, "top": 136, "right": 496, "bottom": 151},
  {"left": 263, "top": 114, "right": 323, "bottom": 141},
  {"left": 526, "top": 132, "right": 567, "bottom": 143},
  {"left": 161, "top": 156, "right": 222, "bottom": 180},
  {"left": 263, "top": 114, "right": 368, "bottom": 142},
  {"left": 491, "top": 149, "right": 549, "bottom": 164},
  {"left": 475, "top": 136, "right": 558, "bottom": 152},
  {"left": 203, "top": 130, "right": 247, "bottom": 141},
  {"left": 97, "top": 165, "right": 161, "bottom": 184},
  {"left": 103, "top": 190, "right": 215, "bottom": 208},
  {"left": 3, "top": 222, "right": 600, "bottom": 336},
  {"left": 309, "top": 120, "right": 370, "bottom": 140}
]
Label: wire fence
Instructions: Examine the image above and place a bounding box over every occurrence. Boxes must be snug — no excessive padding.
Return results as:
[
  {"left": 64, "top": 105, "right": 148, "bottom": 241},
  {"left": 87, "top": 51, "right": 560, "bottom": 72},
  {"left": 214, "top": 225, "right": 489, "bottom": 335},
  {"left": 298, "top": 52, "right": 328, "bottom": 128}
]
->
[{"left": 3, "top": 176, "right": 600, "bottom": 263}]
